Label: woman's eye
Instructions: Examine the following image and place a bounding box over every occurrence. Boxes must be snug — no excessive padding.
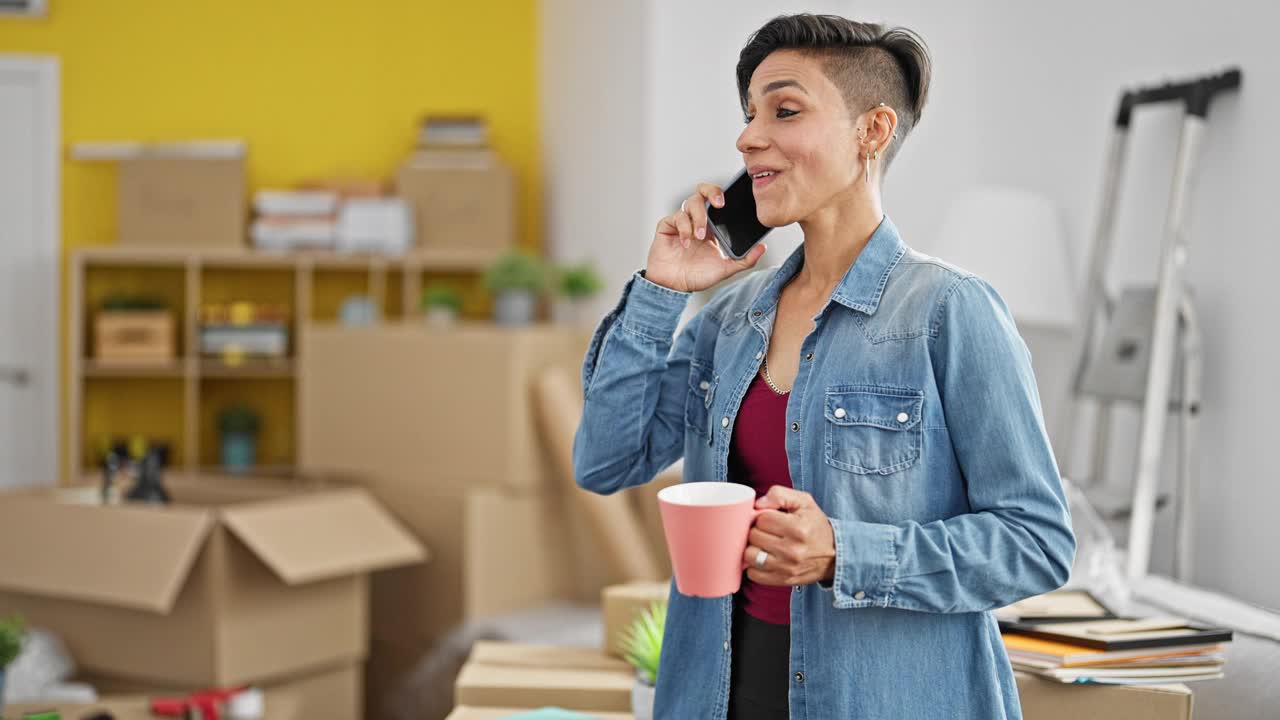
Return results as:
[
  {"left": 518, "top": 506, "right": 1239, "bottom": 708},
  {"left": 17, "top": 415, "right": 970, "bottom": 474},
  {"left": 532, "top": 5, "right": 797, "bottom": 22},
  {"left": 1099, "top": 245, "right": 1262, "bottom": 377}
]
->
[{"left": 776, "top": 108, "right": 798, "bottom": 119}]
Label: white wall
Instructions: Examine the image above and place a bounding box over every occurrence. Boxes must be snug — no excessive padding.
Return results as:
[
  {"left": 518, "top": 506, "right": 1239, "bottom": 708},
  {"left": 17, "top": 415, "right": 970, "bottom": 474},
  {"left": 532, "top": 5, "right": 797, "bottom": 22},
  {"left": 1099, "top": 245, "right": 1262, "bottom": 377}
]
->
[
  {"left": 542, "top": 0, "right": 1279, "bottom": 610},
  {"left": 540, "top": 0, "right": 652, "bottom": 313},
  {"left": 956, "top": 0, "right": 1279, "bottom": 611}
]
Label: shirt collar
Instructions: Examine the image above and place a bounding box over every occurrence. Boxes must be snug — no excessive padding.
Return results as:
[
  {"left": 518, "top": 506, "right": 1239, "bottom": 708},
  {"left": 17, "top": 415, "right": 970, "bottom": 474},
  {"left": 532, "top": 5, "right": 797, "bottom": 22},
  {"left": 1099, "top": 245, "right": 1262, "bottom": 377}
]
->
[{"left": 748, "top": 214, "right": 907, "bottom": 322}]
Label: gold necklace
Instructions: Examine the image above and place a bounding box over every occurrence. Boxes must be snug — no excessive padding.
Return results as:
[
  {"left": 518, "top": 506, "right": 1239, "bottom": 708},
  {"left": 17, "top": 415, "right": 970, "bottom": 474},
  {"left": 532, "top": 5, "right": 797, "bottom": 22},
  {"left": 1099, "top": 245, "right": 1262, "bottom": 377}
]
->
[{"left": 760, "top": 355, "right": 790, "bottom": 395}]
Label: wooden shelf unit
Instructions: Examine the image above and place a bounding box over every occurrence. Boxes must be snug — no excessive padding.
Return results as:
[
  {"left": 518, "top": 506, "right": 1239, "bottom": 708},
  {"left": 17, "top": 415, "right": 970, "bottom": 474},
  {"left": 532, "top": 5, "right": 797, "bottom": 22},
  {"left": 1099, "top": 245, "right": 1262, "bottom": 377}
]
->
[{"left": 69, "top": 246, "right": 501, "bottom": 482}]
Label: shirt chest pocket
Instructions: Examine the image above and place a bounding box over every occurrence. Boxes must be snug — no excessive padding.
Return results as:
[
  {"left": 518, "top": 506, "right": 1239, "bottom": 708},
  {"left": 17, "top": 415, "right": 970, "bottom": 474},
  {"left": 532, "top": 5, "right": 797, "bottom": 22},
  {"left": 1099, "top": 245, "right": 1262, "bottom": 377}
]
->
[
  {"left": 823, "top": 386, "right": 924, "bottom": 475},
  {"left": 686, "top": 360, "right": 717, "bottom": 441}
]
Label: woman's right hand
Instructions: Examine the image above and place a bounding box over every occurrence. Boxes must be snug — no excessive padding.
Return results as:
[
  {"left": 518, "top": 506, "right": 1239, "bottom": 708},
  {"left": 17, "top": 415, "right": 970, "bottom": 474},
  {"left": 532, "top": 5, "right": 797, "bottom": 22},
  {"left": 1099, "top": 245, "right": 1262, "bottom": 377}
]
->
[{"left": 644, "top": 182, "right": 768, "bottom": 293}]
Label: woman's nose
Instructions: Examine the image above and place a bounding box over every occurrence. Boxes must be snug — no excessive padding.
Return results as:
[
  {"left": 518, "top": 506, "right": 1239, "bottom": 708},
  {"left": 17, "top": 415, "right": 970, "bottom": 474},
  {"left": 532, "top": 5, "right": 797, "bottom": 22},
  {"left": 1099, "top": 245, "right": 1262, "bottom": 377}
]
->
[{"left": 737, "top": 121, "right": 767, "bottom": 154}]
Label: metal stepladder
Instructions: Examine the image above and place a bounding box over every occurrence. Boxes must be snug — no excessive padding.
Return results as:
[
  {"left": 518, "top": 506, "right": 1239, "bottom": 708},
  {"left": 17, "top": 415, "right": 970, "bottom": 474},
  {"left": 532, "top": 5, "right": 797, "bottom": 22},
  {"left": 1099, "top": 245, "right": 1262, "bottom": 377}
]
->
[{"left": 1064, "top": 69, "right": 1241, "bottom": 584}]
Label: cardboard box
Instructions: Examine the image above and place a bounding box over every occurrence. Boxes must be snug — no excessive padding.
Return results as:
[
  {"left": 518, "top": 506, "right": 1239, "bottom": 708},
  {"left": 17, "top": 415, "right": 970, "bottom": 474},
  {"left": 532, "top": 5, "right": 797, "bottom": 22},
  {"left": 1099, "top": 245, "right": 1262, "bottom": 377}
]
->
[
  {"left": 601, "top": 581, "right": 671, "bottom": 660},
  {"left": 447, "top": 708, "right": 633, "bottom": 720},
  {"left": 624, "top": 465, "right": 681, "bottom": 579},
  {"left": 1015, "top": 671, "right": 1192, "bottom": 720},
  {"left": 84, "top": 661, "right": 360, "bottom": 720},
  {"left": 0, "top": 477, "right": 425, "bottom": 687},
  {"left": 396, "top": 156, "right": 514, "bottom": 252},
  {"left": 299, "top": 324, "right": 591, "bottom": 497},
  {"left": 5, "top": 689, "right": 302, "bottom": 720},
  {"left": 119, "top": 154, "right": 246, "bottom": 248},
  {"left": 455, "top": 643, "right": 635, "bottom": 713},
  {"left": 94, "top": 310, "right": 176, "bottom": 363},
  {"left": 365, "top": 486, "right": 610, "bottom": 648}
]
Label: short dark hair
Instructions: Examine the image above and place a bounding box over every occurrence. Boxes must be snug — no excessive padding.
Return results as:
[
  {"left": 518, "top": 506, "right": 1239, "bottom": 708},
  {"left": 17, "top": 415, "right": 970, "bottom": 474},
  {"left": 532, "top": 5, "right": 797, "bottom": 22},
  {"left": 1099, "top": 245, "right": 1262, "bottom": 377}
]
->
[{"left": 736, "top": 14, "right": 932, "bottom": 169}]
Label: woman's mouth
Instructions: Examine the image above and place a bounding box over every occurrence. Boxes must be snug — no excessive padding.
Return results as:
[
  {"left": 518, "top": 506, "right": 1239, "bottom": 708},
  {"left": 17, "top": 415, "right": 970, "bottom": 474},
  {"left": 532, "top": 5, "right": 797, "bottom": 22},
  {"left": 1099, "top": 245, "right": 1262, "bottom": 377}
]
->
[{"left": 751, "top": 170, "right": 780, "bottom": 190}]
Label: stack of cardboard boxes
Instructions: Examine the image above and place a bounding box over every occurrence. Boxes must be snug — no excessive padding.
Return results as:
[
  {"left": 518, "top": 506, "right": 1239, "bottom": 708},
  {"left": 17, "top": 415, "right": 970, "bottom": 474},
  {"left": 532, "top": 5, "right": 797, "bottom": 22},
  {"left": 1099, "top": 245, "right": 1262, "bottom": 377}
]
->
[
  {"left": 300, "top": 324, "right": 648, "bottom": 718},
  {"left": 443, "top": 582, "right": 671, "bottom": 717},
  {"left": 0, "top": 476, "right": 425, "bottom": 719}
]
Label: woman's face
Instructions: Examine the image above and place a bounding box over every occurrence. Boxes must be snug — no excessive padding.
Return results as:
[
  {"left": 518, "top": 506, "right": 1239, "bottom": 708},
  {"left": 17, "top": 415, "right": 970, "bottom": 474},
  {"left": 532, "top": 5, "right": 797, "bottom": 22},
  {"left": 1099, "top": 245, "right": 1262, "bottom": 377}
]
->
[{"left": 737, "top": 49, "right": 863, "bottom": 227}]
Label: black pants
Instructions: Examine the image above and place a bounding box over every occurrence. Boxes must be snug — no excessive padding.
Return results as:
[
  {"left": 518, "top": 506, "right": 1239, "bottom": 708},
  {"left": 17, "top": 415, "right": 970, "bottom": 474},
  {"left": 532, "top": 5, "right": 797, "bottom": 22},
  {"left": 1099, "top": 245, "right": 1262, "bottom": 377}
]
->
[{"left": 727, "top": 593, "right": 791, "bottom": 720}]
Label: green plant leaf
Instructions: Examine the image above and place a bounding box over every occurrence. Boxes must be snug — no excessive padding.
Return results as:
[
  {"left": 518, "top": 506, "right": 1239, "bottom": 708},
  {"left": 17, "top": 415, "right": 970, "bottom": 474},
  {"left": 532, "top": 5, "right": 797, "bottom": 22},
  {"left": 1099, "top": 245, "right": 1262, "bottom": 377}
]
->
[
  {"left": 420, "top": 284, "right": 463, "bottom": 312},
  {"left": 0, "top": 614, "right": 26, "bottom": 667},
  {"left": 617, "top": 599, "right": 666, "bottom": 685},
  {"left": 483, "top": 251, "right": 548, "bottom": 294},
  {"left": 217, "top": 404, "right": 261, "bottom": 434},
  {"left": 554, "top": 263, "right": 604, "bottom": 299}
]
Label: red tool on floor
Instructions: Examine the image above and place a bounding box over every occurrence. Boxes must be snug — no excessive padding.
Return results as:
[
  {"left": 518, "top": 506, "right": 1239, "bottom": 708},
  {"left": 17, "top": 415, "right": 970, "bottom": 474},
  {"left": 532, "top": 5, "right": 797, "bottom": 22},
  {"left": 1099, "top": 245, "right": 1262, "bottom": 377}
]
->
[{"left": 149, "top": 686, "right": 247, "bottom": 720}]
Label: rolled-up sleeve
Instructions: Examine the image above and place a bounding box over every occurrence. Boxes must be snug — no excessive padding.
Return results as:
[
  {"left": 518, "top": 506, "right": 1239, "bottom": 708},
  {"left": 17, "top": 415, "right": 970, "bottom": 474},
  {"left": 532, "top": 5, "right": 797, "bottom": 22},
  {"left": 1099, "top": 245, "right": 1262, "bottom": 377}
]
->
[
  {"left": 573, "top": 270, "right": 696, "bottom": 495},
  {"left": 823, "top": 275, "right": 1076, "bottom": 612}
]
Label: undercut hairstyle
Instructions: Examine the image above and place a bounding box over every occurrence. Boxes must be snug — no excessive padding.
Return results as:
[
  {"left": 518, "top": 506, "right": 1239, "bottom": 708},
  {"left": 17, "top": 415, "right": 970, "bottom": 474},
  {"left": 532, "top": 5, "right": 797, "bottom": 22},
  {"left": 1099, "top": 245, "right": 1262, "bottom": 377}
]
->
[{"left": 737, "top": 14, "right": 932, "bottom": 170}]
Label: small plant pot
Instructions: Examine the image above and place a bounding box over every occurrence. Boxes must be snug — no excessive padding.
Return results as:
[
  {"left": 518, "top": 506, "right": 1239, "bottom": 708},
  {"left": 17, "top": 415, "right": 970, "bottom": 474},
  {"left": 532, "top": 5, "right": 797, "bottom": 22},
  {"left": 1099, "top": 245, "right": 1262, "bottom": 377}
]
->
[
  {"left": 632, "top": 676, "right": 655, "bottom": 720},
  {"left": 424, "top": 306, "right": 459, "bottom": 328},
  {"left": 553, "top": 298, "right": 598, "bottom": 328},
  {"left": 493, "top": 290, "right": 537, "bottom": 326},
  {"left": 220, "top": 431, "right": 257, "bottom": 473}
]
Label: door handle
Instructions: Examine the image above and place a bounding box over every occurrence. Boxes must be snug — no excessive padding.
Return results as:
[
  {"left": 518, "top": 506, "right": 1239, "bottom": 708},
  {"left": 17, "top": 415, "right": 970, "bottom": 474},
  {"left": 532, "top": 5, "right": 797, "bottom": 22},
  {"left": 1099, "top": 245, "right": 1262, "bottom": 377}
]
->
[{"left": 0, "top": 366, "right": 31, "bottom": 387}]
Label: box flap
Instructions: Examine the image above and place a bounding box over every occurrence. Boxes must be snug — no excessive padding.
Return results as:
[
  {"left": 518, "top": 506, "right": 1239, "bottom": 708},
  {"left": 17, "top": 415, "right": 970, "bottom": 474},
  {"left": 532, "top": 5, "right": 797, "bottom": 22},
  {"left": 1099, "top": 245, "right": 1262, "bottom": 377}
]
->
[
  {"left": 0, "top": 496, "right": 214, "bottom": 613},
  {"left": 469, "top": 642, "right": 632, "bottom": 673},
  {"left": 221, "top": 488, "right": 426, "bottom": 585}
]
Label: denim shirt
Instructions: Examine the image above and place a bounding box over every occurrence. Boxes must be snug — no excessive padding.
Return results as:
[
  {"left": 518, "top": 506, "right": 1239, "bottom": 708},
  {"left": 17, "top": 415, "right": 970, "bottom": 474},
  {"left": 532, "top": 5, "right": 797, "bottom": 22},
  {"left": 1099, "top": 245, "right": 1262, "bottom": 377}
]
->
[{"left": 573, "top": 216, "right": 1076, "bottom": 719}]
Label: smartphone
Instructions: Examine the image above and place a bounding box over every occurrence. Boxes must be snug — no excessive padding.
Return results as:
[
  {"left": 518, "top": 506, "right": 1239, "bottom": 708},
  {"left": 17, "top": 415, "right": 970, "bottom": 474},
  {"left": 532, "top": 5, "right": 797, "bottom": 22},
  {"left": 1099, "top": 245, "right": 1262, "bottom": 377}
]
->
[{"left": 707, "top": 169, "right": 771, "bottom": 260}]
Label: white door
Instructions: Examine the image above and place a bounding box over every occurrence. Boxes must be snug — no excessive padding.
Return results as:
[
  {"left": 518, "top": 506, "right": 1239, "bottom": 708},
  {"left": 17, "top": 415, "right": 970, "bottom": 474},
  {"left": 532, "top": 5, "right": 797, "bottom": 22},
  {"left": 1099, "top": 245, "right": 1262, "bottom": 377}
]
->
[{"left": 0, "top": 56, "right": 59, "bottom": 488}]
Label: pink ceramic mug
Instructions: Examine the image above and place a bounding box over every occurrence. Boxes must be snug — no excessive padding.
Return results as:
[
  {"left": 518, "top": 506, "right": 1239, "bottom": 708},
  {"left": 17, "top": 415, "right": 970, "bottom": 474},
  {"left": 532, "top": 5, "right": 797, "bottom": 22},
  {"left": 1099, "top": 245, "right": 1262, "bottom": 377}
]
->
[{"left": 658, "top": 482, "right": 764, "bottom": 598}]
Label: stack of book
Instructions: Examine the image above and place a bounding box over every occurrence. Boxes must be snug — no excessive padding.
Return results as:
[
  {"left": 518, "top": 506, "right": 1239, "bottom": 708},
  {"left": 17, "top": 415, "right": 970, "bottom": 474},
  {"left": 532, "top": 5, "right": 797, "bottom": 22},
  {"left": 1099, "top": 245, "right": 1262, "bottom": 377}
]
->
[
  {"left": 408, "top": 115, "right": 496, "bottom": 169},
  {"left": 251, "top": 190, "right": 340, "bottom": 251},
  {"left": 998, "top": 591, "right": 1231, "bottom": 685}
]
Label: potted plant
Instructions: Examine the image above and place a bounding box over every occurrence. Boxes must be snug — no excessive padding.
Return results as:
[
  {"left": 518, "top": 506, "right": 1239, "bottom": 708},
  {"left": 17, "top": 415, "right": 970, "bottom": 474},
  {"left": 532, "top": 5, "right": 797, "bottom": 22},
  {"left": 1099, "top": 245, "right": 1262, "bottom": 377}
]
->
[
  {"left": 619, "top": 599, "right": 666, "bottom": 720},
  {"left": 0, "top": 615, "right": 26, "bottom": 714},
  {"left": 552, "top": 262, "right": 604, "bottom": 327},
  {"left": 217, "top": 404, "right": 261, "bottom": 473},
  {"left": 483, "top": 251, "right": 547, "bottom": 326},
  {"left": 421, "top": 284, "right": 464, "bottom": 327}
]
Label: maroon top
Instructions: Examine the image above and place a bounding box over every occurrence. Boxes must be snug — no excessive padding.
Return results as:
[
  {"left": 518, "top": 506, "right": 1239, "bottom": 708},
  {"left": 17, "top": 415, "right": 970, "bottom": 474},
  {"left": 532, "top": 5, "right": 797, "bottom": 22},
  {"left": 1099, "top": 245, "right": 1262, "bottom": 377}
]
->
[{"left": 728, "top": 369, "right": 794, "bottom": 626}]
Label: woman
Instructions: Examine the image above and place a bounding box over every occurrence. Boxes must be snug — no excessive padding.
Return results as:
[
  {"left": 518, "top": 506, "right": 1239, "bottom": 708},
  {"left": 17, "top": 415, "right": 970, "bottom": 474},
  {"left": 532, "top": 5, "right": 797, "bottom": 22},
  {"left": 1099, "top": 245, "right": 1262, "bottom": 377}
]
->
[{"left": 573, "top": 14, "right": 1076, "bottom": 720}]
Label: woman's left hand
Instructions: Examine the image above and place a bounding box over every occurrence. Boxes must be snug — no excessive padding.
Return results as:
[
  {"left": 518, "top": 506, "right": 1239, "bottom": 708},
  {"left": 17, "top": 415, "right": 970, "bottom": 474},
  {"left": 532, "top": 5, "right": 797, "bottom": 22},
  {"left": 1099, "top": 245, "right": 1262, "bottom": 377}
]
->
[{"left": 744, "top": 486, "right": 837, "bottom": 587}]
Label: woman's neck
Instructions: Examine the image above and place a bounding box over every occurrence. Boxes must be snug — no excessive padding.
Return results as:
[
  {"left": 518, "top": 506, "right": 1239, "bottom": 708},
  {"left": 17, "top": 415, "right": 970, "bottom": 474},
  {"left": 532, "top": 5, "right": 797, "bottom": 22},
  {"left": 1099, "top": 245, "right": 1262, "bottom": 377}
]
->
[{"left": 794, "top": 189, "right": 884, "bottom": 295}]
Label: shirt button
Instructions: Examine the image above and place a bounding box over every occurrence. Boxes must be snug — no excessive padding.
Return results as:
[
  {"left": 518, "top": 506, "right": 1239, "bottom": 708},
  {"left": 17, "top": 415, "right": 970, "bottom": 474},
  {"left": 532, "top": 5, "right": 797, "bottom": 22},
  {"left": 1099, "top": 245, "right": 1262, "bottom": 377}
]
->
[
  {"left": 724, "top": 640, "right": 730, "bottom": 651},
  {"left": 755, "top": 351, "right": 763, "bottom": 360},
  {"left": 833, "top": 407, "right": 847, "bottom": 419},
  {"left": 854, "top": 590, "right": 867, "bottom": 600},
  {"left": 699, "top": 380, "right": 710, "bottom": 391},
  {"left": 752, "top": 310, "right": 762, "bottom": 318},
  {"left": 794, "top": 671, "right": 805, "bottom": 684},
  {"left": 805, "top": 352, "right": 814, "bottom": 361},
  {"left": 790, "top": 421, "right": 800, "bottom": 432},
  {"left": 721, "top": 417, "right": 730, "bottom": 428},
  {"left": 897, "top": 412, "right": 910, "bottom": 423}
]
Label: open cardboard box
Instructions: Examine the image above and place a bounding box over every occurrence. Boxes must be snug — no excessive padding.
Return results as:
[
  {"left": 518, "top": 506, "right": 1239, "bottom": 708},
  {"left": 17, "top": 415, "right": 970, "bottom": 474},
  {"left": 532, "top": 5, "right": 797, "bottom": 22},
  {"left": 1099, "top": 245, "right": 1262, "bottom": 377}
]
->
[
  {"left": 77, "top": 661, "right": 360, "bottom": 720},
  {"left": 0, "top": 476, "right": 425, "bottom": 688},
  {"left": 4, "top": 693, "right": 301, "bottom": 720},
  {"left": 446, "top": 708, "right": 633, "bottom": 720},
  {"left": 454, "top": 642, "right": 635, "bottom": 714},
  {"left": 1015, "top": 670, "right": 1192, "bottom": 720}
]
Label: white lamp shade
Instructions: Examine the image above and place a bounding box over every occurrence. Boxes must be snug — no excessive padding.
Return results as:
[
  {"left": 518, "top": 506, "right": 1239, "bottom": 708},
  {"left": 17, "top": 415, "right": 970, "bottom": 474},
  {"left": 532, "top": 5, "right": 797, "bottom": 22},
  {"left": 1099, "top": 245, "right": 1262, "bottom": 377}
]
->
[{"left": 931, "top": 186, "right": 1076, "bottom": 328}]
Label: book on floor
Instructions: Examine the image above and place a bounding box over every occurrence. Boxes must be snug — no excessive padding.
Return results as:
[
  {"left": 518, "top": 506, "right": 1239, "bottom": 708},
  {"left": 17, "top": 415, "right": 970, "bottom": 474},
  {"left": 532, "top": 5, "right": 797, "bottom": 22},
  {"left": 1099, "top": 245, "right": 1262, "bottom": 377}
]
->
[
  {"left": 1002, "top": 632, "right": 1225, "bottom": 668},
  {"left": 1001, "top": 616, "right": 1234, "bottom": 651},
  {"left": 995, "top": 589, "right": 1118, "bottom": 624}
]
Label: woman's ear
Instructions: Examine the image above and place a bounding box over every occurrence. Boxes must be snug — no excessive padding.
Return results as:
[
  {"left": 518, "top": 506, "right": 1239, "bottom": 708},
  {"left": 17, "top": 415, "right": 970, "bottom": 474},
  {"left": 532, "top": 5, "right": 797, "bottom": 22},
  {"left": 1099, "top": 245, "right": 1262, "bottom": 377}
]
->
[{"left": 865, "top": 104, "right": 899, "bottom": 152}]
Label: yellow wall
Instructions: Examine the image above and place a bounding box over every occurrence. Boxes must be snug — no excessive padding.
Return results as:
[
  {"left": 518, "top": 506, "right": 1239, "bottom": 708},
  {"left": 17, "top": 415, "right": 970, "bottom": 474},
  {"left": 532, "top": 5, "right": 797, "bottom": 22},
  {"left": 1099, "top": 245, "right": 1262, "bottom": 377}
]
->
[{"left": 0, "top": 0, "right": 541, "bottom": 480}]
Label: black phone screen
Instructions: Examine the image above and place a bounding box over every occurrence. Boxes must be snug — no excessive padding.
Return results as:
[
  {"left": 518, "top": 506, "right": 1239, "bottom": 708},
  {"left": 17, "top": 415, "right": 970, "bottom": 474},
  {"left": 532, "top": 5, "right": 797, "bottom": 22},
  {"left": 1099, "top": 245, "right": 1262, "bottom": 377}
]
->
[{"left": 707, "top": 169, "right": 770, "bottom": 258}]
